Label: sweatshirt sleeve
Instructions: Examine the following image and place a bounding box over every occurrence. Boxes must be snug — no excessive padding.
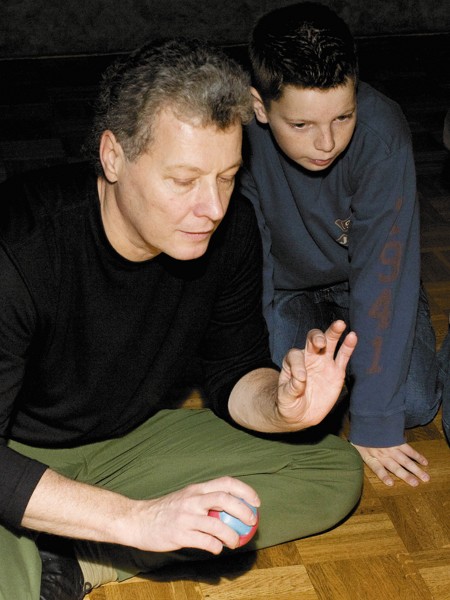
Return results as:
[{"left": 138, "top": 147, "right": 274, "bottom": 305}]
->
[
  {"left": 346, "top": 138, "right": 420, "bottom": 447},
  {"left": 0, "top": 244, "right": 49, "bottom": 528}
]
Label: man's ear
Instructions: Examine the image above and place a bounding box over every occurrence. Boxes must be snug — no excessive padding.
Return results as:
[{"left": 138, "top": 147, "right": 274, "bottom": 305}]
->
[
  {"left": 99, "top": 130, "right": 124, "bottom": 183},
  {"left": 251, "top": 87, "right": 270, "bottom": 124}
]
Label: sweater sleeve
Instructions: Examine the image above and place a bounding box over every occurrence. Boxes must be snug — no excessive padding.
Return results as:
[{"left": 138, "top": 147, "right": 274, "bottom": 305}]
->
[
  {"left": 347, "top": 140, "right": 420, "bottom": 447},
  {"left": 198, "top": 195, "right": 278, "bottom": 421},
  {"left": 0, "top": 244, "right": 49, "bottom": 528}
]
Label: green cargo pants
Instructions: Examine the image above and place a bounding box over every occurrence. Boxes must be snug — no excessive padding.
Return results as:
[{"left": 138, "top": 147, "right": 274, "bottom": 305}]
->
[{"left": 1, "top": 408, "right": 362, "bottom": 600}]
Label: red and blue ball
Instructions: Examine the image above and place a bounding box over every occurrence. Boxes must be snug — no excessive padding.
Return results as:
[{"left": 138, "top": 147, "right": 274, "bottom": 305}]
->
[{"left": 209, "top": 499, "right": 259, "bottom": 547}]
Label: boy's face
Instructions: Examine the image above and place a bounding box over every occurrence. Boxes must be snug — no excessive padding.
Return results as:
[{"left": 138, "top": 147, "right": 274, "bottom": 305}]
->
[{"left": 252, "top": 79, "right": 357, "bottom": 172}]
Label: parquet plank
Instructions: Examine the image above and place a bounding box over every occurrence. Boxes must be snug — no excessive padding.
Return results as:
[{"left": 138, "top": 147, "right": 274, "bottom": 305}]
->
[
  {"left": 412, "top": 550, "right": 450, "bottom": 600},
  {"left": 381, "top": 492, "right": 450, "bottom": 552},
  {"left": 306, "top": 554, "right": 433, "bottom": 600},
  {"left": 92, "top": 577, "right": 202, "bottom": 600},
  {"left": 419, "top": 566, "right": 450, "bottom": 600},
  {"left": 197, "top": 565, "right": 318, "bottom": 600},
  {"left": 252, "top": 540, "right": 302, "bottom": 569},
  {"left": 295, "top": 513, "right": 407, "bottom": 564}
]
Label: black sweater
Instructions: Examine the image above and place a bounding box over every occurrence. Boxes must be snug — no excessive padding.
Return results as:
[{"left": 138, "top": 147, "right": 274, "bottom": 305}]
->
[{"left": 0, "top": 163, "right": 275, "bottom": 528}]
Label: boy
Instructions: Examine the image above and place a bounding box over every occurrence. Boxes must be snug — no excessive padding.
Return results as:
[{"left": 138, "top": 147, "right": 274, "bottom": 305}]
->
[{"left": 241, "top": 2, "right": 448, "bottom": 486}]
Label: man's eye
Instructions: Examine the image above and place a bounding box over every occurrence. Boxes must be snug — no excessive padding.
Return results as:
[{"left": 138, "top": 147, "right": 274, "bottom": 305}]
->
[
  {"left": 218, "top": 177, "right": 235, "bottom": 186},
  {"left": 293, "top": 123, "right": 306, "bottom": 130},
  {"left": 173, "top": 179, "right": 194, "bottom": 188}
]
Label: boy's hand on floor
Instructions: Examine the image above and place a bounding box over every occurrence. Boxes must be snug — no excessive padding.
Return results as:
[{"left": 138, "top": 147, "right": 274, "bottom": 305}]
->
[{"left": 352, "top": 443, "right": 430, "bottom": 486}]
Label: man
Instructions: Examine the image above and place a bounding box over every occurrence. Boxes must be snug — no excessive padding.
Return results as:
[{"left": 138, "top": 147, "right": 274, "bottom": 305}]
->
[
  {"left": 240, "top": 2, "right": 449, "bottom": 487},
  {"left": 0, "top": 39, "right": 362, "bottom": 599}
]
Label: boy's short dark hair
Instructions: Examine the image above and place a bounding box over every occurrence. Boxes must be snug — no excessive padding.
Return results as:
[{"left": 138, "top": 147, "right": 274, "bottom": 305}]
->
[{"left": 250, "top": 2, "right": 358, "bottom": 105}]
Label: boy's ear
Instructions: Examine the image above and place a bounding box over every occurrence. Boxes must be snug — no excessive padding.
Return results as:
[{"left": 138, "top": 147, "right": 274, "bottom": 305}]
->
[
  {"left": 250, "top": 87, "right": 270, "bottom": 124},
  {"left": 99, "top": 130, "right": 125, "bottom": 183}
]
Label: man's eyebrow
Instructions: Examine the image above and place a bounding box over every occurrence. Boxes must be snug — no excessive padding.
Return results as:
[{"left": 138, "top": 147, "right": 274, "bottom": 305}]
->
[
  {"left": 164, "top": 160, "right": 243, "bottom": 173},
  {"left": 165, "top": 165, "right": 202, "bottom": 173}
]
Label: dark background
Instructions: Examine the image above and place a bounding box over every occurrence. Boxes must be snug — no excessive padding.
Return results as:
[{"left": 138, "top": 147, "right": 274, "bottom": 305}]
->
[
  {"left": 0, "top": 1, "right": 449, "bottom": 185},
  {"left": 1, "top": 0, "right": 449, "bottom": 59}
]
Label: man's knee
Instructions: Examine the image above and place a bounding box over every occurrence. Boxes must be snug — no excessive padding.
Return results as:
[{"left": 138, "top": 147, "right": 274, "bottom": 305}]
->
[
  {"left": 295, "top": 437, "right": 363, "bottom": 532},
  {"left": 324, "top": 441, "right": 363, "bottom": 526}
]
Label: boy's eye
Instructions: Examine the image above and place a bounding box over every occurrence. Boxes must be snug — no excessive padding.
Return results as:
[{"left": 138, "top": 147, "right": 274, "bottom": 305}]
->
[{"left": 336, "top": 113, "right": 353, "bottom": 122}]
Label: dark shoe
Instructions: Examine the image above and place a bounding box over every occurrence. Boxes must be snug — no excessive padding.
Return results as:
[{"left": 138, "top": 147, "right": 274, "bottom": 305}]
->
[{"left": 37, "top": 534, "right": 92, "bottom": 600}]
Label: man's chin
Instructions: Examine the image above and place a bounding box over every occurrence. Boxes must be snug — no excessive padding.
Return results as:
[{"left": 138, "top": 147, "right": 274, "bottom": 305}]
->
[{"left": 168, "top": 243, "right": 211, "bottom": 262}]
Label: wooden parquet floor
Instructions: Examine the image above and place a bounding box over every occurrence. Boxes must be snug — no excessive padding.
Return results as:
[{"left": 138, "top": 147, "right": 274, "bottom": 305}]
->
[
  {"left": 84, "top": 417, "right": 450, "bottom": 600},
  {"left": 1, "top": 32, "right": 449, "bottom": 600}
]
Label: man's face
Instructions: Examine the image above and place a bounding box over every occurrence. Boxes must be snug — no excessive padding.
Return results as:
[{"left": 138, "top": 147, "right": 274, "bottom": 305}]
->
[
  {"left": 102, "top": 108, "right": 243, "bottom": 262},
  {"left": 253, "top": 79, "right": 357, "bottom": 172}
]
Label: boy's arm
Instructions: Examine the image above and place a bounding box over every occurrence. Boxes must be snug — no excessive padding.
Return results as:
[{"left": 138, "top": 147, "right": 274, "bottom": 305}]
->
[{"left": 347, "top": 140, "right": 430, "bottom": 486}]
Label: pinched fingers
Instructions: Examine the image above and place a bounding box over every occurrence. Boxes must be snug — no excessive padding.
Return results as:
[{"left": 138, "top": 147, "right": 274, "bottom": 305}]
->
[
  {"left": 281, "top": 348, "right": 307, "bottom": 395},
  {"left": 305, "top": 320, "right": 356, "bottom": 362},
  {"left": 305, "top": 329, "right": 327, "bottom": 354}
]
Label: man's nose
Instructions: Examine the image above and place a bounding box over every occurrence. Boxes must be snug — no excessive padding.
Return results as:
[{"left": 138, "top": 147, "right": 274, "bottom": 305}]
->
[{"left": 194, "top": 183, "right": 226, "bottom": 221}]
